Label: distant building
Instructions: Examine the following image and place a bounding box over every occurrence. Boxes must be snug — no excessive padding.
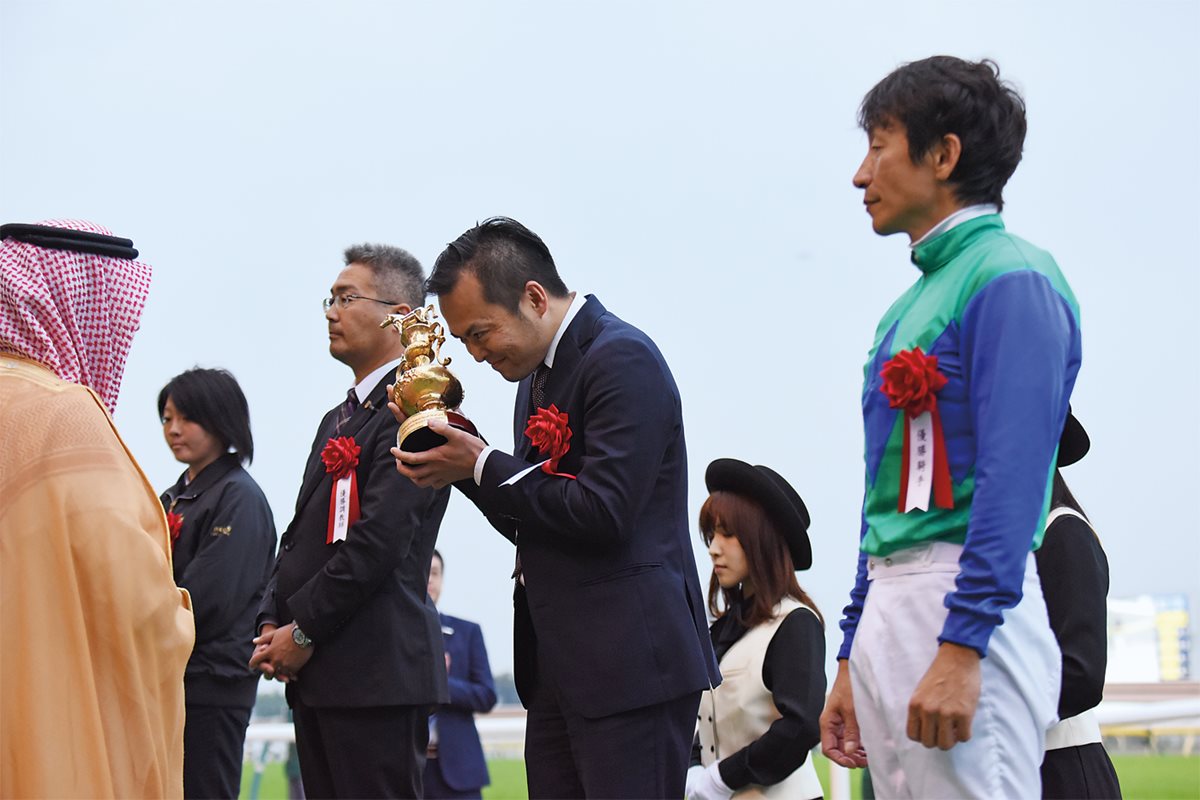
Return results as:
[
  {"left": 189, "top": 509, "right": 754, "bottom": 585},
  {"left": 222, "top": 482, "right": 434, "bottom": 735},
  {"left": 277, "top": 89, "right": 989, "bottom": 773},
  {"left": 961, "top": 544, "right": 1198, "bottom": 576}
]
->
[{"left": 1108, "top": 594, "right": 1191, "bottom": 681}]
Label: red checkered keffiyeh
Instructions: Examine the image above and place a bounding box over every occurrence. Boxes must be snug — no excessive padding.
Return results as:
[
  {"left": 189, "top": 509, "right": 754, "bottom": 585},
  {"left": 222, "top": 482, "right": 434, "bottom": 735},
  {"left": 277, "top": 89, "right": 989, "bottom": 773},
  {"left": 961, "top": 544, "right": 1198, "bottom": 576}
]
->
[{"left": 0, "top": 219, "right": 152, "bottom": 412}]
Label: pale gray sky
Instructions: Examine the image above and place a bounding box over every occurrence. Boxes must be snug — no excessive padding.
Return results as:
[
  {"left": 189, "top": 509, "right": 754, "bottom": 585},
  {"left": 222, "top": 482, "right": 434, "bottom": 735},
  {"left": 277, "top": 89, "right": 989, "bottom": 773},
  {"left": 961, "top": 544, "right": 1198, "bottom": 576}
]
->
[{"left": 3, "top": 0, "right": 1197, "bottom": 677}]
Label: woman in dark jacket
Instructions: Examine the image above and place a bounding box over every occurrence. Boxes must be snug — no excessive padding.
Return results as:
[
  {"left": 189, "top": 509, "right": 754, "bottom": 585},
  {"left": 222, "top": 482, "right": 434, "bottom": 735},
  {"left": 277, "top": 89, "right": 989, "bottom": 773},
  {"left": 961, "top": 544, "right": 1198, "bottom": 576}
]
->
[
  {"left": 158, "top": 367, "right": 277, "bottom": 800},
  {"left": 1036, "top": 412, "right": 1121, "bottom": 799}
]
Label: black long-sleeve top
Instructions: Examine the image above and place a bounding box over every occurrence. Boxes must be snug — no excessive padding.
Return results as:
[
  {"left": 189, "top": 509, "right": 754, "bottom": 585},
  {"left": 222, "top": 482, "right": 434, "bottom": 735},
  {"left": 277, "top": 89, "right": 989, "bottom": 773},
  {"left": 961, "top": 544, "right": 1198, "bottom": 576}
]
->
[
  {"left": 691, "top": 602, "right": 826, "bottom": 789},
  {"left": 162, "top": 454, "right": 277, "bottom": 706},
  {"left": 1034, "top": 510, "right": 1109, "bottom": 719}
]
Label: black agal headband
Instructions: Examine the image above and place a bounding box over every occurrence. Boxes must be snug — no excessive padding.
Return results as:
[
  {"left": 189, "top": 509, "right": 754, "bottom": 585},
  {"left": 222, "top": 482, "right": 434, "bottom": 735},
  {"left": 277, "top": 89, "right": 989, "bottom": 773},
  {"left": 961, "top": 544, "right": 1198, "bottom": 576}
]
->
[{"left": 0, "top": 223, "right": 139, "bottom": 260}]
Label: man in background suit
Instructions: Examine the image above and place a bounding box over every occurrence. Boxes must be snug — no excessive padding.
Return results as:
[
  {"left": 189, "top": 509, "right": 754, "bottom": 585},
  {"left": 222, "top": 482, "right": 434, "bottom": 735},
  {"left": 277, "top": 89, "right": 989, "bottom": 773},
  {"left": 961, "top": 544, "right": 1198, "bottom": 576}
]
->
[
  {"left": 392, "top": 217, "right": 720, "bottom": 799},
  {"left": 251, "top": 244, "right": 450, "bottom": 798},
  {"left": 425, "top": 549, "right": 497, "bottom": 799}
]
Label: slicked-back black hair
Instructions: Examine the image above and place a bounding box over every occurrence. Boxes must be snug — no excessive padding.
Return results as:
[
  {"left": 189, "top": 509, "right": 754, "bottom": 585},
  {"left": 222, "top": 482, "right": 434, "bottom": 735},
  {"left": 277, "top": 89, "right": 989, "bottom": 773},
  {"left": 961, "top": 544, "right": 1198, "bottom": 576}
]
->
[
  {"left": 157, "top": 367, "right": 254, "bottom": 464},
  {"left": 426, "top": 217, "right": 569, "bottom": 312},
  {"left": 859, "top": 56, "right": 1027, "bottom": 210}
]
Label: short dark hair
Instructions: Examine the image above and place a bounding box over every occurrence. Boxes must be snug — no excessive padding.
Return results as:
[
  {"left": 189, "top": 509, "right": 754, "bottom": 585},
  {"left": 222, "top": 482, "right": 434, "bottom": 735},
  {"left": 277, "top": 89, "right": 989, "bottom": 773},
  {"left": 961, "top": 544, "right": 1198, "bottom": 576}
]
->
[
  {"left": 426, "top": 217, "right": 569, "bottom": 312},
  {"left": 343, "top": 243, "right": 426, "bottom": 309},
  {"left": 859, "top": 56, "right": 1027, "bottom": 210},
  {"left": 432, "top": 548, "right": 443, "bottom": 569},
  {"left": 157, "top": 367, "right": 254, "bottom": 464},
  {"left": 700, "top": 490, "right": 823, "bottom": 629}
]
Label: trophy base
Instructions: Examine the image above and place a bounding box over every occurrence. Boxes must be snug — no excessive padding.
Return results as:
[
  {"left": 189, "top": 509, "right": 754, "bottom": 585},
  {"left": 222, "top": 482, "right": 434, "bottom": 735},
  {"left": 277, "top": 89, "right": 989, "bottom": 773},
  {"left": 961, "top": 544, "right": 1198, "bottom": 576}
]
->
[{"left": 397, "top": 409, "right": 479, "bottom": 453}]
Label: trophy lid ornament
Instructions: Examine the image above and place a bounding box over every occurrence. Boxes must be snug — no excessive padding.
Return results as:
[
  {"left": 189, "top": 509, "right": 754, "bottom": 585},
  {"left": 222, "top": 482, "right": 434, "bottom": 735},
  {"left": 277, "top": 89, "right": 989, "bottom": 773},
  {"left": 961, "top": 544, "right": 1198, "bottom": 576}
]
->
[{"left": 380, "top": 305, "right": 476, "bottom": 452}]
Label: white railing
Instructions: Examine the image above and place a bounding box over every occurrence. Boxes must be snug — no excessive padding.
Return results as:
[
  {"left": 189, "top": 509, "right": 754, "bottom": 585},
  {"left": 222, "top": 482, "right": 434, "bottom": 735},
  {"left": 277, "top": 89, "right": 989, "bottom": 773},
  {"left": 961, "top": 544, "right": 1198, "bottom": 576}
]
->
[{"left": 243, "top": 684, "right": 1200, "bottom": 800}]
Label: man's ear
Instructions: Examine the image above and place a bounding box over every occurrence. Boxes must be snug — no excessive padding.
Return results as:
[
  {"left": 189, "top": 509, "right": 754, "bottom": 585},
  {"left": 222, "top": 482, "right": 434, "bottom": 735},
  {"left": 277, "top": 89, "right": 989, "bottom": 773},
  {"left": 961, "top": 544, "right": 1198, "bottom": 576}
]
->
[
  {"left": 390, "top": 303, "right": 413, "bottom": 317},
  {"left": 932, "top": 133, "right": 963, "bottom": 181},
  {"left": 524, "top": 281, "right": 550, "bottom": 317}
]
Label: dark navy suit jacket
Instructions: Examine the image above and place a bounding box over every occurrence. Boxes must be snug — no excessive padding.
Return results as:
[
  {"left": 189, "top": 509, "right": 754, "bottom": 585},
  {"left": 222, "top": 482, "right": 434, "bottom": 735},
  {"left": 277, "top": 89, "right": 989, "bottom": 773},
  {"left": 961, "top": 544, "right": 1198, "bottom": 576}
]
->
[
  {"left": 461, "top": 295, "right": 720, "bottom": 719},
  {"left": 258, "top": 372, "right": 450, "bottom": 708},
  {"left": 429, "top": 612, "right": 496, "bottom": 791}
]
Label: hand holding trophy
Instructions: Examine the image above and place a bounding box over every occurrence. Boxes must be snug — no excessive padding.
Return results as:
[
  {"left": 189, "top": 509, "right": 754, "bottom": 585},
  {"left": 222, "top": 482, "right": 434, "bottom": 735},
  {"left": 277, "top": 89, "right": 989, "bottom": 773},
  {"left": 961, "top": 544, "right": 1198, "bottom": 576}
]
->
[{"left": 380, "top": 305, "right": 478, "bottom": 452}]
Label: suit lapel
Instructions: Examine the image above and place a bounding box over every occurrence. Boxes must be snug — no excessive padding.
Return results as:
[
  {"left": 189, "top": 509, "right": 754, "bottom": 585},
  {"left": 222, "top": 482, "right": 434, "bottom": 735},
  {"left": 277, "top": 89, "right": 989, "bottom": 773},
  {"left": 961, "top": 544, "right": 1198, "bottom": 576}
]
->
[
  {"left": 295, "top": 408, "right": 339, "bottom": 513},
  {"left": 514, "top": 375, "right": 534, "bottom": 460},
  {"left": 513, "top": 295, "right": 604, "bottom": 462},
  {"left": 295, "top": 370, "right": 397, "bottom": 513},
  {"left": 550, "top": 295, "right": 603, "bottom": 385}
]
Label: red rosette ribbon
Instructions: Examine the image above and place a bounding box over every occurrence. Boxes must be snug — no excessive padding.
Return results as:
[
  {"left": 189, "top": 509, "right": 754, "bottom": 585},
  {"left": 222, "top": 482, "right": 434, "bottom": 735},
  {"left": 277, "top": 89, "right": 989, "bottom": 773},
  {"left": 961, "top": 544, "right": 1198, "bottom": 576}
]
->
[
  {"left": 166, "top": 511, "right": 184, "bottom": 550},
  {"left": 321, "top": 436, "right": 361, "bottom": 543},
  {"left": 524, "top": 404, "right": 577, "bottom": 479},
  {"left": 879, "top": 347, "right": 953, "bottom": 512}
]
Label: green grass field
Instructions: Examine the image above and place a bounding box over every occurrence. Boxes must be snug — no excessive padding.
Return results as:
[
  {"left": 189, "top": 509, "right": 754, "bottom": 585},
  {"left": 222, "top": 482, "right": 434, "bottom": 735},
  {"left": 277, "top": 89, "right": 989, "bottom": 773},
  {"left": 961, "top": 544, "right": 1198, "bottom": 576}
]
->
[{"left": 240, "top": 753, "right": 1199, "bottom": 799}]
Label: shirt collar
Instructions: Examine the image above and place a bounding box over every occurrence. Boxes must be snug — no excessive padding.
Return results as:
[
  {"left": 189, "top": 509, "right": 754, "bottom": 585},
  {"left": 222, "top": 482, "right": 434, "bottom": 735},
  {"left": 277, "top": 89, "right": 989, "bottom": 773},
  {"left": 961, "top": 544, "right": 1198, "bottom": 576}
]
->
[
  {"left": 352, "top": 357, "right": 403, "bottom": 405},
  {"left": 910, "top": 204, "right": 1000, "bottom": 249},
  {"left": 543, "top": 292, "right": 584, "bottom": 369}
]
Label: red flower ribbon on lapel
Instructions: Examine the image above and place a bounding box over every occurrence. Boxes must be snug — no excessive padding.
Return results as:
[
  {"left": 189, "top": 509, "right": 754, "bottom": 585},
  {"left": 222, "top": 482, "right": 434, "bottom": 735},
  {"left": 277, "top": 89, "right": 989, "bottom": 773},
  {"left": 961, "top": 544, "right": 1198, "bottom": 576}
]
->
[
  {"left": 524, "top": 405, "right": 577, "bottom": 479},
  {"left": 166, "top": 511, "right": 184, "bottom": 550},
  {"left": 321, "top": 436, "right": 361, "bottom": 542},
  {"left": 879, "top": 347, "right": 953, "bottom": 512}
]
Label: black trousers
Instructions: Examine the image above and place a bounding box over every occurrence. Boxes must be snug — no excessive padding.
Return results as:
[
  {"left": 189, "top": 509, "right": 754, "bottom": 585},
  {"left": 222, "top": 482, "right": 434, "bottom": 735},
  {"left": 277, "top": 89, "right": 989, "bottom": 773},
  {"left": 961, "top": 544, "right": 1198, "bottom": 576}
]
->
[
  {"left": 523, "top": 652, "right": 700, "bottom": 800},
  {"left": 183, "top": 704, "right": 252, "bottom": 800},
  {"left": 1041, "top": 743, "right": 1123, "bottom": 799},
  {"left": 292, "top": 700, "right": 429, "bottom": 799}
]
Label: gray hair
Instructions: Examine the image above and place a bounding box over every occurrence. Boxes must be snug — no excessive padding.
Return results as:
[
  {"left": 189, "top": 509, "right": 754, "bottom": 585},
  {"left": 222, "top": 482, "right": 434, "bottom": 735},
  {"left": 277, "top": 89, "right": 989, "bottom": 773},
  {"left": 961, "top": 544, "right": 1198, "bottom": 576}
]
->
[{"left": 343, "top": 243, "right": 426, "bottom": 309}]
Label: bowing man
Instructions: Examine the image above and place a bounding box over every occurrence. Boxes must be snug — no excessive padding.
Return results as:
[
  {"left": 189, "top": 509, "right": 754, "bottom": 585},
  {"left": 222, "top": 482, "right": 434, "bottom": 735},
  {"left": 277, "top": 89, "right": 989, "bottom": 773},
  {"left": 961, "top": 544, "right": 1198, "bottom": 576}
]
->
[{"left": 391, "top": 217, "right": 720, "bottom": 799}]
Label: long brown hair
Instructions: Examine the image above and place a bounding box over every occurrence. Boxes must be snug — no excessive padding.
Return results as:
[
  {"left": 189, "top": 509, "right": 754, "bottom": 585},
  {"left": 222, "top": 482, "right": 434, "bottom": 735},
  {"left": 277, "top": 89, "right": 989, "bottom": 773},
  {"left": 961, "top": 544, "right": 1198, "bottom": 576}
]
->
[{"left": 700, "top": 490, "right": 823, "bottom": 629}]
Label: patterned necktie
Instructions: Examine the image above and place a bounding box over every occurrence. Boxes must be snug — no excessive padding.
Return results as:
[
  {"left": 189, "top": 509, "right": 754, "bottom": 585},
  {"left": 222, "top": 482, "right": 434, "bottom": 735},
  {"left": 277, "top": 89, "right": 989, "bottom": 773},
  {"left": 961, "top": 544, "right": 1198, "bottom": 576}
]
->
[
  {"left": 530, "top": 363, "right": 550, "bottom": 411},
  {"left": 335, "top": 388, "right": 358, "bottom": 434}
]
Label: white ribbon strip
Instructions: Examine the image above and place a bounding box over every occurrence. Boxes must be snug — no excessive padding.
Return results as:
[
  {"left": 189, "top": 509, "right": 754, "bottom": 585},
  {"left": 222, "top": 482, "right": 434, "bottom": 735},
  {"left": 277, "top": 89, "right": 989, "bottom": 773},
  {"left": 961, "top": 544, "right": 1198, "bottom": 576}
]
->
[
  {"left": 1045, "top": 709, "right": 1102, "bottom": 750},
  {"left": 332, "top": 475, "right": 353, "bottom": 542},
  {"left": 904, "top": 411, "right": 934, "bottom": 512},
  {"left": 501, "top": 460, "right": 550, "bottom": 486}
]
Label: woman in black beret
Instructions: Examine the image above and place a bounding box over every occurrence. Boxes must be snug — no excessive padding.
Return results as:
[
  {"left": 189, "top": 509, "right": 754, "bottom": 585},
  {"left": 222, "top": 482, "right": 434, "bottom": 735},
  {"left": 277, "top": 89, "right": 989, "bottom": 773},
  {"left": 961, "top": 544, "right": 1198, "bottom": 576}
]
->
[{"left": 686, "top": 459, "right": 826, "bottom": 800}]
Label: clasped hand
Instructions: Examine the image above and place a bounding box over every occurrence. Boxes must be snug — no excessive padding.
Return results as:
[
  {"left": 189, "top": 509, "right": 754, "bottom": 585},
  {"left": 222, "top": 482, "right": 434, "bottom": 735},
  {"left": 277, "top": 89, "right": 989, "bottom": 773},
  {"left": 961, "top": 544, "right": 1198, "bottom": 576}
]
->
[{"left": 248, "top": 622, "right": 314, "bottom": 683}]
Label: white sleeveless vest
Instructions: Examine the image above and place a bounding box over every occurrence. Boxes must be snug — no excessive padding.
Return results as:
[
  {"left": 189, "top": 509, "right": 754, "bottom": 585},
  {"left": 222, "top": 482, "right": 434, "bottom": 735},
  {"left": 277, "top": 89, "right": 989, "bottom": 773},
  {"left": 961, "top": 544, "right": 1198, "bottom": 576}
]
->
[{"left": 697, "top": 597, "right": 823, "bottom": 799}]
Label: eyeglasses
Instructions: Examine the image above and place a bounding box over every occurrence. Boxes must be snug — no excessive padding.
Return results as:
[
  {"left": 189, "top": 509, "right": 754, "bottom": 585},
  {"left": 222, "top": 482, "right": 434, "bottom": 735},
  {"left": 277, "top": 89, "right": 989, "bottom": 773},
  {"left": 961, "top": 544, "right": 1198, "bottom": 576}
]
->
[{"left": 322, "top": 293, "right": 399, "bottom": 311}]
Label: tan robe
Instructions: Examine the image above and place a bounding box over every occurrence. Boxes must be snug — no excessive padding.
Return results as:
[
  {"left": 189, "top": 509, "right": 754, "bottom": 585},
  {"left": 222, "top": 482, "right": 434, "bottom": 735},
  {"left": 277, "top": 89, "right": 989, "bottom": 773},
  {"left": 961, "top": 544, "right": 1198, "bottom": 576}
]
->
[{"left": 1, "top": 355, "right": 194, "bottom": 799}]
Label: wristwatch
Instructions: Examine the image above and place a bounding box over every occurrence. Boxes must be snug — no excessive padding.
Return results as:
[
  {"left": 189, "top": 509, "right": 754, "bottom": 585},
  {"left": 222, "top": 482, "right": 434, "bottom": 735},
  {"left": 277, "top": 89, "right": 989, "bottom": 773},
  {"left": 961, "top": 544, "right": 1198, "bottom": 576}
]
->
[{"left": 291, "top": 624, "right": 313, "bottom": 649}]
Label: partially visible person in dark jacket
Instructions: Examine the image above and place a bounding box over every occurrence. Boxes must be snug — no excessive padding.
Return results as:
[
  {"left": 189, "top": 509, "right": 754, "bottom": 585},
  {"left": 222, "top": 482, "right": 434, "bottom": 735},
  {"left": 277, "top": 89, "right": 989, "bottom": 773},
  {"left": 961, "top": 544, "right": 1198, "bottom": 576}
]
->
[
  {"left": 424, "top": 549, "right": 497, "bottom": 799},
  {"left": 159, "top": 367, "right": 277, "bottom": 799},
  {"left": 1036, "top": 412, "right": 1121, "bottom": 799}
]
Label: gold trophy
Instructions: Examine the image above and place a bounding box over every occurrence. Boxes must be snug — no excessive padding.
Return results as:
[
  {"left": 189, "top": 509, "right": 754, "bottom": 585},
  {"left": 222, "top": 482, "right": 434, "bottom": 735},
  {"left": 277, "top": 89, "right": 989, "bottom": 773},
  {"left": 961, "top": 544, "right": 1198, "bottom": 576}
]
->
[{"left": 380, "top": 305, "right": 478, "bottom": 452}]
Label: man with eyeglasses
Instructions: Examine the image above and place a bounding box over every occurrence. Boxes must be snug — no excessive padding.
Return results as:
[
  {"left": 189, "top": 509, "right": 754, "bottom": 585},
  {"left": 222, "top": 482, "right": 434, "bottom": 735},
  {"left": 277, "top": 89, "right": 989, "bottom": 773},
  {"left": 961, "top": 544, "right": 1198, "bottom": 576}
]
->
[{"left": 251, "top": 244, "right": 451, "bottom": 798}]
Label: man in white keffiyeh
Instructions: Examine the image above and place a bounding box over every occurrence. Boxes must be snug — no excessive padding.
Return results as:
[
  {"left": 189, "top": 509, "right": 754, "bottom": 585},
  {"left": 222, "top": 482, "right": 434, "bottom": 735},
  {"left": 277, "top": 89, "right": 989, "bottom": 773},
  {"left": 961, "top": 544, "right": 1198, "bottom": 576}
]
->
[
  {"left": 0, "top": 220, "right": 194, "bottom": 799},
  {"left": 0, "top": 218, "right": 151, "bottom": 411}
]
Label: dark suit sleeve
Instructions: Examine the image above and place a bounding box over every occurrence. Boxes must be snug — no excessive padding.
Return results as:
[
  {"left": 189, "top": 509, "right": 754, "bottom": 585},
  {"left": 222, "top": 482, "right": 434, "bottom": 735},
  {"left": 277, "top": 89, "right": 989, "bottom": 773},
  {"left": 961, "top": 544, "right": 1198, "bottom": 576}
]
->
[
  {"left": 454, "top": 477, "right": 517, "bottom": 544},
  {"left": 1035, "top": 513, "right": 1109, "bottom": 718},
  {"left": 177, "top": 479, "right": 276, "bottom": 642},
  {"left": 258, "top": 418, "right": 331, "bottom": 630},
  {"left": 717, "top": 609, "right": 826, "bottom": 790},
  {"left": 477, "top": 335, "right": 679, "bottom": 549},
  {"left": 447, "top": 621, "right": 497, "bottom": 713},
  {"left": 285, "top": 414, "right": 444, "bottom": 643}
]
